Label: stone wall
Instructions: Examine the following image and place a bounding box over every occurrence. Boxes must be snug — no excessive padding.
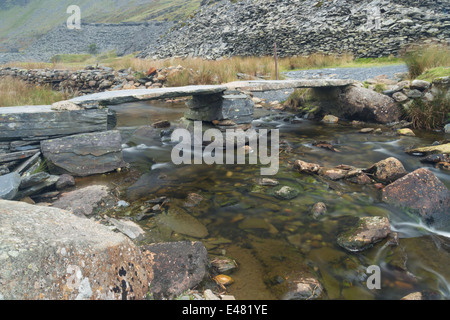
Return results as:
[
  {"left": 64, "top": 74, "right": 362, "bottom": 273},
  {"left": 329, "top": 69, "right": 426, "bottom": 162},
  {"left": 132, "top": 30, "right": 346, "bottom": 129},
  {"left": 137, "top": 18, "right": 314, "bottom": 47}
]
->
[
  {"left": 139, "top": 0, "right": 450, "bottom": 59},
  {"left": 0, "top": 65, "right": 183, "bottom": 95}
]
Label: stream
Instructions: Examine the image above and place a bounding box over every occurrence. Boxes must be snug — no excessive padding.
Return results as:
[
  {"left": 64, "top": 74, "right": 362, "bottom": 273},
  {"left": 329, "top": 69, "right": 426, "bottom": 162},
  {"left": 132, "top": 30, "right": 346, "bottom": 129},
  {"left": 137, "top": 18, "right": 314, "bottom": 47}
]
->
[{"left": 80, "top": 100, "right": 450, "bottom": 300}]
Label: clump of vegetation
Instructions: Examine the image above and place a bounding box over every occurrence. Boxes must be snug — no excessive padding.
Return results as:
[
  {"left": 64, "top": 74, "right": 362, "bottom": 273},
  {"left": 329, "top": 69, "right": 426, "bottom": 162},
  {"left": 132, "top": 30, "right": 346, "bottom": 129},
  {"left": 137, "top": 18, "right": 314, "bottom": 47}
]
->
[
  {"left": 416, "top": 67, "right": 450, "bottom": 83},
  {"left": 0, "top": 77, "right": 70, "bottom": 107},
  {"left": 405, "top": 93, "right": 450, "bottom": 130},
  {"left": 403, "top": 44, "right": 450, "bottom": 79}
]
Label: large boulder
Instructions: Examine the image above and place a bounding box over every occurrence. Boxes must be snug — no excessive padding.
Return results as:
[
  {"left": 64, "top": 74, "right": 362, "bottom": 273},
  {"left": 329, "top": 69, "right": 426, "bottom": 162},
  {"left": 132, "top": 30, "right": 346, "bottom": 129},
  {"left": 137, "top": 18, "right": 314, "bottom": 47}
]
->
[
  {"left": 337, "top": 86, "right": 401, "bottom": 124},
  {"left": 0, "top": 200, "right": 153, "bottom": 300},
  {"left": 382, "top": 169, "right": 450, "bottom": 229},
  {"left": 41, "top": 130, "right": 126, "bottom": 177},
  {"left": 141, "top": 241, "right": 208, "bottom": 299}
]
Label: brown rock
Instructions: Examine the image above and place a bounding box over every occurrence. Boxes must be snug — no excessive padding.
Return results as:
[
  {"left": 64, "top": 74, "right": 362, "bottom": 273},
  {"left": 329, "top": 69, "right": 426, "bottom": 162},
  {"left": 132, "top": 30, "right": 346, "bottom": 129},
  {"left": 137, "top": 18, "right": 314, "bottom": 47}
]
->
[
  {"left": 152, "top": 120, "right": 171, "bottom": 128},
  {"left": 141, "top": 241, "right": 208, "bottom": 299},
  {"left": 319, "top": 168, "right": 347, "bottom": 180},
  {"left": 382, "top": 168, "right": 450, "bottom": 228},
  {"left": 364, "top": 157, "right": 407, "bottom": 183},
  {"left": 337, "top": 86, "right": 401, "bottom": 124},
  {"left": 294, "top": 160, "right": 320, "bottom": 174}
]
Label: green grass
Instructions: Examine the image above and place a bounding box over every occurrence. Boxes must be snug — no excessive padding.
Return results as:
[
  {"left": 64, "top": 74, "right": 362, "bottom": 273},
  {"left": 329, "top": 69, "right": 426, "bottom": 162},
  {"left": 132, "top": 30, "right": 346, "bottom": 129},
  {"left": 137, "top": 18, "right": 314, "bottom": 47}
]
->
[
  {"left": 405, "top": 92, "right": 450, "bottom": 130},
  {"left": 0, "top": 77, "right": 71, "bottom": 107},
  {"left": 282, "top": 54, "right": 403, "bottom": 72},
  {"left": 404, "top": 45, "right": 450, "bottom": 79},
  {"left": 416, "top": 67, "right": 450, "bottom": 82}
]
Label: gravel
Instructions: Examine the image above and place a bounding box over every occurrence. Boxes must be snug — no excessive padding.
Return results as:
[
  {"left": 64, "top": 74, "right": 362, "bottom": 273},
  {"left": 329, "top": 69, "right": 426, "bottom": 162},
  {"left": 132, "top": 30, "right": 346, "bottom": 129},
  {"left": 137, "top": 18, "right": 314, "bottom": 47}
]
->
[{"left": 284, "top": 64, "right": 409, "bottom": 82}]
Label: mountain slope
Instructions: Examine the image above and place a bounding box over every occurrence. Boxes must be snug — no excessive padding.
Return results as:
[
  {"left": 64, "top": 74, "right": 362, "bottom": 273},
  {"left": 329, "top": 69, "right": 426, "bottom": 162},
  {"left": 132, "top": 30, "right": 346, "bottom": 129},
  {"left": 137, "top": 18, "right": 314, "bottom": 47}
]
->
[
  {"left": 139, "top": 0, "right": 450, "bottom": 59},
  {"left": 0, "top": 0, "right": 201, "bottom": 51}
]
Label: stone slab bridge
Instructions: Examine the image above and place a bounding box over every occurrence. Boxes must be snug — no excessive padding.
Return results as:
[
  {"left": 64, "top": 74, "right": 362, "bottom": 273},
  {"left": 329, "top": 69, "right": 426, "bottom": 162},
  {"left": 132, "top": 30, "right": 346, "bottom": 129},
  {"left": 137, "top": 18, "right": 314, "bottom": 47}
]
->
[
  {"left": 1, "top": 79, "right": 355, "bottom": 142},
  {"left": 69, "top": 79, "right": 356, "bottom": 124}
]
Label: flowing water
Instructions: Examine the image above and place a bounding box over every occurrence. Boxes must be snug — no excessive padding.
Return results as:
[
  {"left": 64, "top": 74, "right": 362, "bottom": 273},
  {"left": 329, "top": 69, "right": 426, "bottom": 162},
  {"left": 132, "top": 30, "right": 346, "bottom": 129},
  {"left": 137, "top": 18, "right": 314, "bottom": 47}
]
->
[{"left": 83, "top": 100, "right": 450, "bottom": 300}]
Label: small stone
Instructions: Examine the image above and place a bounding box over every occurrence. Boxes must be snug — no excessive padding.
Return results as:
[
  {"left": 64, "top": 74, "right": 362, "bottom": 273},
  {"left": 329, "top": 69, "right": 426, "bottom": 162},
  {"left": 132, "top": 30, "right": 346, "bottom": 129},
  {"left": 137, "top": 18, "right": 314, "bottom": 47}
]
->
[
  {"left": 397, "top": 128, "right": 415, "bottom": 136},
  {"left": 117, "top": 200, "right": 130, "bottom": 208},
  {"left": 401, "top": 292, "right": 423, "bottom": 300},
  {"left": 411, "top": 80, "right": 431, "bottom": 90},
  {"left": 319, "top": 168, "right": 347, "bottom": 180},
  {"left": 55, "top": 174, "right": 75, "bottom": 190},
  {"left": 406, "top": 89, "right": 423, "bottom": 99},
  {"left": 365, "top": 157, "right": 407, "bottom": 184},
  {"left": 311, "top": 202, "right": 327, "bottom": 219},
  {"left": 213, "top": 274, "right": 234, "bottom": 286},
  {"left": 210, "top": 256, "right": 237, "bottom": 274},
  {"left": 360, "top": 128, "right": 375, "bottom": 133},
  {"left": 445, "top": 124, "right": 450, "bottom": 134},
  {"left": 322, "top": 115, "right": 339, "bottom": 124},
  {"left": 272, "top": 186, "right": 300, "bottom": 200},
  {"left": 294, "top": 160, "right": 320, "bottom": 174},
  {"left": 256, "top": 178, "right": 279, "bottom": 186},
  {"left": 204, "top": 289, "right": 220, "bottom": 301},
  {"left": 392, "top": 92, "right": 408, "bottom": 102},
  {"left": 19, "top": 172, "right": 50, "bottom": 189}
]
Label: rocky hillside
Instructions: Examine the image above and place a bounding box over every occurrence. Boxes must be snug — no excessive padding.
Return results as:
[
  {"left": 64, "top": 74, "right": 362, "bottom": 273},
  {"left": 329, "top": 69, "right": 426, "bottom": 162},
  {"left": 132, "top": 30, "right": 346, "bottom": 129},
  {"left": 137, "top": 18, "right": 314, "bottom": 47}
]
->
[
  {"left": 0, "top": 21, "right": 173, "bottom": 64},
  {"left": 0, "top": 0, "right": 200, "bottom": 52},
  {"left": 139, "top": 0, "right": 450, "bottom": 59}
]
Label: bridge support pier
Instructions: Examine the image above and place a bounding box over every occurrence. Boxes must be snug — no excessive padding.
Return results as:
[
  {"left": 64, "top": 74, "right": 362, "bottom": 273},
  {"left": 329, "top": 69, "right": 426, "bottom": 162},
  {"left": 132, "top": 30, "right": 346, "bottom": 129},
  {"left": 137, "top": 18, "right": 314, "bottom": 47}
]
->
[{"left": 185, "top": 91, "right": 254, "bottom": 124}]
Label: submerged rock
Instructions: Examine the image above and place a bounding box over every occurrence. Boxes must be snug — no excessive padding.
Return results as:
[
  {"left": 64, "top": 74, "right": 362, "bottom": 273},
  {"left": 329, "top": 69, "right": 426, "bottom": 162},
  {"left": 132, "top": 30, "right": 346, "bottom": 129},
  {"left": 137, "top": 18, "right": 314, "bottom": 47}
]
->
[
  {"left": 294, "top": 160, "right": 321, "bottom": 174},
  {"left": 319, "top": 168, "right": 347, "bottom": 180},
  {"left": 156, "top": 205, "right": 209, "bottom": 238},
  {"left": 382, "top": 168, "right": 450, "bottom": 228},
  {"left": 337, "top": 216, "right": 391, "bottom": 252},
  {"left": 210, "top": 255, "right": 238, "bottom": 274},
  {"left": 311, "top": 202, "right": 327, "bottom": 219},
  {"left": 281, "top": 275, "right": 323, "bottom": 300},
  {"left": 271, "top": 185, "right": 300, "bottom": 200}
]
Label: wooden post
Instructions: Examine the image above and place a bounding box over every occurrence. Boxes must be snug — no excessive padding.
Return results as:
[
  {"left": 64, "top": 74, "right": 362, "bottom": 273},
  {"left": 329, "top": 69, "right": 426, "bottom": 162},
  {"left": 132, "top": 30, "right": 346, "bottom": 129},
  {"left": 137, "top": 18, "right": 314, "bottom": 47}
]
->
[{"left": 274, "top": 43, "right": 279, "bottom": 80}]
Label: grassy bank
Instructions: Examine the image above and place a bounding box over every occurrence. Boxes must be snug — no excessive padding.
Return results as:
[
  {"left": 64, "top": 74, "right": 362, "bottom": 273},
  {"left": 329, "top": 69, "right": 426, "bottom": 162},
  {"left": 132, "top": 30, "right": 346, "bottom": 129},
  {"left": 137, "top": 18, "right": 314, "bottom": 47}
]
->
[{"left": 0, "top": 77, "right": 70, "bottom": 107}]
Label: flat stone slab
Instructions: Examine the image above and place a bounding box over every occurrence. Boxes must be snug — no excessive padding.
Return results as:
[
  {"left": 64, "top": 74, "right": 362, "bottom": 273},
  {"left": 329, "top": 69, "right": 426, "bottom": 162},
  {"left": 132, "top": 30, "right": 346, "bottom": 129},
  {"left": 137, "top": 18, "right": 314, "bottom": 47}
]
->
[
  {"left": 41, "top": 130, "right": 126, "bottom": 177},
  {"left": 0, "top": 106, "right": 109, "bottom": 141},
  {"left": 225, "top": 79, "right": 356, "bottom": 92},
  {"left": 69, "top": 85, "right": 228, "bottom": 106}
]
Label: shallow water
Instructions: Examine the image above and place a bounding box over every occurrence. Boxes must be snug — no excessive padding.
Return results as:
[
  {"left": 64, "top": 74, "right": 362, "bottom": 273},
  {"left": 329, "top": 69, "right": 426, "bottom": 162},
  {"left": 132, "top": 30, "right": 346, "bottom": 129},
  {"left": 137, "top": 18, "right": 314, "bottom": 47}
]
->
[{"left": 95, "top": 100, "right": 450, "bottom": 300}]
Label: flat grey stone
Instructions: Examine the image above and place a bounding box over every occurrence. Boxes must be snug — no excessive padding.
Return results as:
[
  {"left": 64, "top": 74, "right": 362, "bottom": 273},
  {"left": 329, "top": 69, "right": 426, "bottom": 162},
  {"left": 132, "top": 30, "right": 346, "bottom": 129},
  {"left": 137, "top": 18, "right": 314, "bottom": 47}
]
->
[{"left": 0, "top": 172, "right": 21, "bottom": 200}]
